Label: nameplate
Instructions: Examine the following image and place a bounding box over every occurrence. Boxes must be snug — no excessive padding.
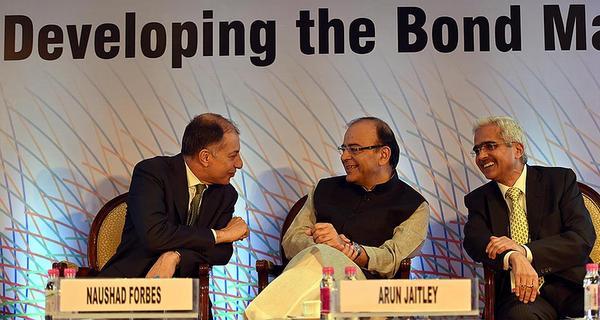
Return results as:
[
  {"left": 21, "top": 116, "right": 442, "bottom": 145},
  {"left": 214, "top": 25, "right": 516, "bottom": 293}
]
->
[
  {"left": 59, "top": 278, "right": 193, "bottom": 312},
  {"left": 339, "top": 279, "right": 471, "bottom": 313}
]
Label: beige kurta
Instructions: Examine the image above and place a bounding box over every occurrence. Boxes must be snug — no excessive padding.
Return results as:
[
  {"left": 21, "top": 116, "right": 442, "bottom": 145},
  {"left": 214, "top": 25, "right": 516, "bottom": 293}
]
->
[
  {"left": 283, "top": 187, "right": 430, "bottom": 278},
  {"left": 245, "top": 186, "right": 429, "bottom": 319}
]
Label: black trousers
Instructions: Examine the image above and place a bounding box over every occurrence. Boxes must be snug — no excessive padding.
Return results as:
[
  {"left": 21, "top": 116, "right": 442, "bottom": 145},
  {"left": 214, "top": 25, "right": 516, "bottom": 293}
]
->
[{"left": 496, "top": 277, "right": 583, "bottom": 320}]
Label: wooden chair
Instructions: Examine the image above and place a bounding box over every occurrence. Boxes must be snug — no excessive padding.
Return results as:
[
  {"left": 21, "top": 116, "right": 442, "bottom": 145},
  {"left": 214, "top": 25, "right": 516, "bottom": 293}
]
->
[
  {"left": 482, "top": 182, "right": 600, "bottom": 320},
  {"left": 62, "top": 193, "right": 212, "bottom": 320},
  {"left": 87, "top": 193, "right": 129, "bottom": 274},
  {"left": 255, "top": 195, "right": 413, "bottom": 293}
]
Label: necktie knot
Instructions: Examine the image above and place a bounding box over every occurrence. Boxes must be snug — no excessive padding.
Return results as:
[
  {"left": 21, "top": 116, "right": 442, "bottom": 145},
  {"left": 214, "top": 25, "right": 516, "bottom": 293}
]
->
[{"left": 505, "top": 187, "right": 521, "bottom": 202}]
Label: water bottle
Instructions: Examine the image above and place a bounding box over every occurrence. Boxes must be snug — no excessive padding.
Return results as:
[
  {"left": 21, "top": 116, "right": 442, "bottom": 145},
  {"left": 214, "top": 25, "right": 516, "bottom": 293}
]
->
[
  {"left": 584, "top": 263, "right": 599, "bottom": 320},
  {"left": 64, "top": 268, "right": 76, "bottom": 279},
  {"left": 344, "top": 266, "right": 359, "bottom": 320},
  {"left": 344, "top": 266, "right": 357, "bottom": 280},
  {"left": 320, "top": 266, "right": 336, "bottom": 319},
  {"left": 63, "top": 268, "right": 78, "bottom": 314},
  {"left": 45, "top": 268, "right": 59, "bottom": 320}
]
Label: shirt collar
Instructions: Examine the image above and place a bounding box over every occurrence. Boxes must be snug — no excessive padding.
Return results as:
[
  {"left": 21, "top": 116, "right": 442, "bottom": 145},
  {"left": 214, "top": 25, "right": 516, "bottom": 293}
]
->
[
  {"left": 184, "top": 160, "right": 206, "bottom": 188},
  {"left": 361, "top": 171, "right": 399, "bottom": 193},
  {"left": 497, "top": 165, "right": 527, "bottom": 199}
]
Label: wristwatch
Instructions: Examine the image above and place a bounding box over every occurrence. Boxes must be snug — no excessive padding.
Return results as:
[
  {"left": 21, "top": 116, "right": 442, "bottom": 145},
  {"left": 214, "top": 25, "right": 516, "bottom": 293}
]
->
[{"left": 352, "top": 242, "right": 362, "bottom": 260}]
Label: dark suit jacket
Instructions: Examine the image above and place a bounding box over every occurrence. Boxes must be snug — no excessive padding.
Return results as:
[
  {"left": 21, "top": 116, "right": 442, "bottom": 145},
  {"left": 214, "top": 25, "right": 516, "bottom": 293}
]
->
[
  {"left": 100, "top": 154, "right": 236, "bottom": 277},
  {"left": 463, "top": 165, "right": 595, "bottom": 299}
]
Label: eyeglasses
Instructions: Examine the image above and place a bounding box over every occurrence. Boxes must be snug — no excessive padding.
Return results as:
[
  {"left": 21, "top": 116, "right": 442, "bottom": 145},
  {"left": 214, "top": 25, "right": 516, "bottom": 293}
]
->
[
  {"left": 471, "top": 141, "right": 512, "bottom": 157},
  {"left": 337, "top": 144, "right": 384, "bottom": 155}
]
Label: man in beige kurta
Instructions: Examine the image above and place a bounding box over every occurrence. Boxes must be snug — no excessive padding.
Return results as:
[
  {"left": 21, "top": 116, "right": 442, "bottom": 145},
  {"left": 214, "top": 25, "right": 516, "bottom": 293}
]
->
[{"left": 246, "top": 117, "right": 429, "bottom": 319}]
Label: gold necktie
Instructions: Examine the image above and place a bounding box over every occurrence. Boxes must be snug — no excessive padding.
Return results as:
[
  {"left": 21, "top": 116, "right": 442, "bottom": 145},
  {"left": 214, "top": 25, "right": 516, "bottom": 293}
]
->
[
  {"left": 505, "top": 187, "right": 529, "bottom": 244},
  {"left": 505, "top": 187, "right": 543, "bottom": 289},
  {"left": 187, "top": 184, "right": 206, "bottom": 226}
]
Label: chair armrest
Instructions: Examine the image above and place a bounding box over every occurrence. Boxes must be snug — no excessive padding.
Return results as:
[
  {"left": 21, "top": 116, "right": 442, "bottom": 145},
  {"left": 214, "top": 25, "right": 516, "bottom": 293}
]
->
[
  {"left": 483, "top": 266, "right": 495, "bottom": 320},
  {"left": 75, "top": 266, "right": 96, "bottom": 277},
  {"left": 398, "top": 258, "right": 412, "bottom": 279},
  {"left": 198, "top": 264, "right": 211, "bottom": 320},
  {"left": 256, "top": 260, "right": 286, "bottom": 293}
]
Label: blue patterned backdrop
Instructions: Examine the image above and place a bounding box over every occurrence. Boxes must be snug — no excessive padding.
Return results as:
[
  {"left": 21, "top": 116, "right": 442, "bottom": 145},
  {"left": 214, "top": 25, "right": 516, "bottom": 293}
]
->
[{"left": 1, "top": 1, "right": 599, "bottom": 318}]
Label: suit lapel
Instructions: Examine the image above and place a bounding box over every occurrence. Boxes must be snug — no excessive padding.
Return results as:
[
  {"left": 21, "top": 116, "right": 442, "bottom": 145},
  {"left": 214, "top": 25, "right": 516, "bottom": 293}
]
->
[
  {"left": 171, "top": 154, "right": 189, "bottom": 224},
  {"left": 487, "top": 183, "right": 511, "bottom": 236},
  {"left": 525, "top": 166, "right": 545, "bottom": 240}
]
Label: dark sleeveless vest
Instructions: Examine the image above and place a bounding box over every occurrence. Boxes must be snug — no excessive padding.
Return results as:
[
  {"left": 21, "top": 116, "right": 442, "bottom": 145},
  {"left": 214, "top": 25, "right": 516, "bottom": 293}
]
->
[{"left": 313, "top": 173, "right": 425, "bottom": 278}]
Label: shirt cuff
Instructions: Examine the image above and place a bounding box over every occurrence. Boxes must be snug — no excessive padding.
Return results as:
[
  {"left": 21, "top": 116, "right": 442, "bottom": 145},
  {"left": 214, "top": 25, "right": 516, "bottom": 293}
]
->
[
  {"left": 211, "top": 229, "right": 217, "bottom": 242},
  {"left": 522, "top": 244, "right": 533, "bottom": 262},
  {"left": 503, "top": 245, "right": 532, "bottom": 270},
  {"left": 503, "top": 251, "right": 515, "bottom": 270}
]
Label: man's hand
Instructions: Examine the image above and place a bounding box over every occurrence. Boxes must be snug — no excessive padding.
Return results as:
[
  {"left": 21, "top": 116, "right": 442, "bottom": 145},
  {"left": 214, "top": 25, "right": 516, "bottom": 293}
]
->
[
  {"left": 509, "top": 252, "right": 539, "bottom": 303},
  {"left": 338, "top": 234, "right": 352, "bottom": 245},
  {"left": 145, "top": 251, "right": 180, "bottom": 278},
  {"left": 309, "top": 223, "right": 345, "bottom": 250},
  {"left": 486, "top": 236, "right": 525, "bottom": 259},
  {"left": 338, "top": 234, "right": 359, "bottom": 260},
  {"left": 215, "top": 217, "right": 249, "bottom": 244}
]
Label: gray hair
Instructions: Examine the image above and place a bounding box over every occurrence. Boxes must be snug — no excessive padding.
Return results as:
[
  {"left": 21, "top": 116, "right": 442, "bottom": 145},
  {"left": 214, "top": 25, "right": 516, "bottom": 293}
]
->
[{"left": 473, "top": 116, "right": 528, "bottom": 164}]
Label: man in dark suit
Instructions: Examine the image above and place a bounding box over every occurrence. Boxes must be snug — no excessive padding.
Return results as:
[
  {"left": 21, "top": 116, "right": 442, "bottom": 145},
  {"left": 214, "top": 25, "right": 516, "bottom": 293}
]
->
[
  {"left": 100, "top": 113, "right": 249, "bottom": 279},
  {"left": 463, "top": 116, "right": 595, "bottom": 319}
]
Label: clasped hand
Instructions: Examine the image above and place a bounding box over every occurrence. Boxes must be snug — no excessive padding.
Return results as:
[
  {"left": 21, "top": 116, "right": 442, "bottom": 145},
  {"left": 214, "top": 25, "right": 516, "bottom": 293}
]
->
[
  {"left": 486, "top": 236, "right": 539, "bottom": 303},
  {"left": 146, "top": 217, "right": 248, "bottom": 278},
  {"left": 509, "top": 252, "right": 539, "bottom": 303},
  {"left": 306, "top": 223, "right": 359, "bottom": 260},
  {"left": 216, "top": 216, "right": 249, "bottom": 243},
  {"left": 486, "top": 236, "right": 524, "bottom": 259},
  {"left": 145, "top": 251, "right": 180, "bottom": 278}
]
